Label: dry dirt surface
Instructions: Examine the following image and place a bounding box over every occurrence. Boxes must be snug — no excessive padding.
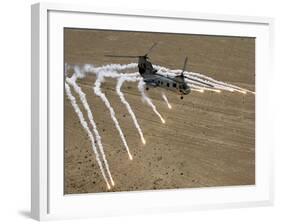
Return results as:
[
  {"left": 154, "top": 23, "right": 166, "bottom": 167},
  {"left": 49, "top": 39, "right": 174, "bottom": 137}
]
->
[{"left": 64, "top": 28, "right": 255, "bottom": 194}]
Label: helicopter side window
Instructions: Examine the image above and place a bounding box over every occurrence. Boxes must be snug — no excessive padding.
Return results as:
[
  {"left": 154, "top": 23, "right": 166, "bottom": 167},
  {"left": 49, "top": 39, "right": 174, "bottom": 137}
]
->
[
  {"left": 173, "top": 83, "right": 177, "bottom": 88},
  {"left": 167, "top": 83, "right": 170, "bottom": 87}
]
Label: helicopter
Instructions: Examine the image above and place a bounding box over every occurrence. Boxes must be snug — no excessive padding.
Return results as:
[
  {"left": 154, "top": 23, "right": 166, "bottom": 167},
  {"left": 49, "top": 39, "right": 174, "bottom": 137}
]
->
[{"left": 105, "top": 43, "right": 193, "bottom": 99}]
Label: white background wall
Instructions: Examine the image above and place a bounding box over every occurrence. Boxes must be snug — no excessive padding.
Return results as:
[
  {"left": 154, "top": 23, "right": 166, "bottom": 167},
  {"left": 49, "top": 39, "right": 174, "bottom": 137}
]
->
[{"left": 0, "top": 0, "right": 280, "bottom": 223}]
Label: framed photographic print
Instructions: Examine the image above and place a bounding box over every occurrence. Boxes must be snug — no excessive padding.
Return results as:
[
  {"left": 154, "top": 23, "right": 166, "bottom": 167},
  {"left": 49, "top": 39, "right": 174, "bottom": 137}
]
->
[{"left": 31, "top": 2, "right": 274, "bottom": 221}]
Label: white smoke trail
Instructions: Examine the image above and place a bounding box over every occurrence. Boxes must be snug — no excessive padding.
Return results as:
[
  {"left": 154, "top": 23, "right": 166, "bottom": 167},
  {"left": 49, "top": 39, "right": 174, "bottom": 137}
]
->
[
  {"left": 185, "top": 73, "right": 249, "bottom": 94},
  {"left": 138, "top": 79, "right": 166, "bottom": 124},
  {"left": 93, "top": 75, "right": 133, "bottom": 160},
  {"left": 162, "top": 93, "right": 172, "bottom": 109},
  {"left": 65, "top": 82, "right": 111, "bottom": 190},
  {"left": 187, "top": 71, "right": 251, "bottom": 94},
  {"left": 116, "top": 76, "right": 146, "bottom": 145},
  {"left": 69, "top": 63, "right": 253, "bottom": 94},
  {"left": 154, "top": 64, "right": 254, "bottom": 94},
  {"left": 189, "top": 84, "right": 221, "bottom": 93},
  {"left": 66, "top": 76, "right": 115, "bottom": 187},
  {"left": 69, "top": 63, "right": 254, "bottom": 94},
  {"left": 184, "top": 74, "right": 236, "bottom": 92},
  {"left": 155, "top": 67, "right": 234, "bottom": 92},
  {"left": 156, "top": 66, "right": 235, "bottom": 92},
  {"left": 191, "top": 88, "right": 204, "bottom": 93},
  {"left": 74, "top": 65, "right": 86, "bottom": 79},
  {"left": 182, "top": 77, "right": 213, "bottom": 88},
  {"left": 84, "top": 63, "right": 138, "bottom": 75}
]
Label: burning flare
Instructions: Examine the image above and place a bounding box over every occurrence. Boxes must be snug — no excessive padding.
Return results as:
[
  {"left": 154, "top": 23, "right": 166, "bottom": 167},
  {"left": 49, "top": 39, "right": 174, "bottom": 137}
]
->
[{"left": 162, "top": 93, "right": 172, "bottom": 109}]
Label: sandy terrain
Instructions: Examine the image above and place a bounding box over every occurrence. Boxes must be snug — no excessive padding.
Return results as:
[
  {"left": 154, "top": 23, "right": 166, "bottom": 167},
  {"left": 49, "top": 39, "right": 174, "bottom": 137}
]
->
[{"left": 64, "top": 28, "right": 255, "bottom": 194}]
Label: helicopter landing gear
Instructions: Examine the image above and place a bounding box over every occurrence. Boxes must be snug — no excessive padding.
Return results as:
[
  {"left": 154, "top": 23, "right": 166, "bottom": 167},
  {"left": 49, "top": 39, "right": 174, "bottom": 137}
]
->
[
  {"left": 180, "top": 96, "right": 184, "bottom": 99},
  {"left": 146, "top": 87, "right": 149, "bottom": 91}
]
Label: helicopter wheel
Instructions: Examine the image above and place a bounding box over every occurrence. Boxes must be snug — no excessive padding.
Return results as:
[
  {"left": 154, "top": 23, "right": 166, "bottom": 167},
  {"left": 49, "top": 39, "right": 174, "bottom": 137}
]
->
[
  {"left": 146, "top": 87, "right": 149, "bottom": 91},
  {"left": 180, "top": 96, "right": 184, "bottom": 99}
]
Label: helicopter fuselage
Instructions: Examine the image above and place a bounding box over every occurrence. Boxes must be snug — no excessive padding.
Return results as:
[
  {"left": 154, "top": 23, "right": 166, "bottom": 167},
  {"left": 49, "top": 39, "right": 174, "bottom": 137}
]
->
[
  {"left": 138, "top": 56, "right": 191, "bottom": 97},
  {"left": 143, "top": 73, "right": 191, "bottom": 95}
]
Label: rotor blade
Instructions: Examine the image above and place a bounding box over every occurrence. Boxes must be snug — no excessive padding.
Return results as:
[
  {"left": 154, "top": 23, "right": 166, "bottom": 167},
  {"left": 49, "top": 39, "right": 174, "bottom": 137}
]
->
[
  {"left": 181, "top": 56, "right": 188, "bottom": 74},
  {"left": 104, "top": 55, "right": 139, "bottom": 58},
  {"left": 145, "top": 42, "right": 158, "bottom": 56}
]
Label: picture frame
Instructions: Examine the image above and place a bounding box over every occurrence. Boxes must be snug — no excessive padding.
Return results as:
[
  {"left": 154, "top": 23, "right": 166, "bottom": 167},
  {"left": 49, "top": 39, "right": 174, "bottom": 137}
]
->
[{"left": 31, "top": 2, "right": 274, "bottom": 221}]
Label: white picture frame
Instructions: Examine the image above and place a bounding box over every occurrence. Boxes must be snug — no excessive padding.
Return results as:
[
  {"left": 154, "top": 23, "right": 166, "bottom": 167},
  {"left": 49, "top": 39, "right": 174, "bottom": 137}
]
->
[{"left": 31, "top": 2, "right": 274, "bottom": 221}]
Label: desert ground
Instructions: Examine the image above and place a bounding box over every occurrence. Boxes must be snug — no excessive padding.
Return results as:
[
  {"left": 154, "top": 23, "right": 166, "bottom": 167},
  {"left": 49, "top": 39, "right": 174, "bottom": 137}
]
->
[{"left": 64, "top": 28, "right": 255, "bottom": 194}]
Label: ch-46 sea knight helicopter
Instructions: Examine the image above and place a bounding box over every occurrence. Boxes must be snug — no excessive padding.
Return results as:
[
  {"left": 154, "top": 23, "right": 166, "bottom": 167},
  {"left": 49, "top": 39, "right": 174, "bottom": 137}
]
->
[{"left": 105, "top": 43, "right": 192, "bottom": 99}]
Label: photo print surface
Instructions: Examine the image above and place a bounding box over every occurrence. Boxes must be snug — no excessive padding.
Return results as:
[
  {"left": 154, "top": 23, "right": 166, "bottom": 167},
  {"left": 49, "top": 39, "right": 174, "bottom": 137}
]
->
[{"left": 64, "top": 28, "right": 255, "bottom": 194}]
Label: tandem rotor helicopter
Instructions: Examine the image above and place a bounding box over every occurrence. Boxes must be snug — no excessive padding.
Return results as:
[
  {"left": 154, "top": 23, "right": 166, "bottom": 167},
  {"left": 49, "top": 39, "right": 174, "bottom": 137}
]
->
[{"left": 105, "top": 43, "right": 209, "bottom": 99}]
